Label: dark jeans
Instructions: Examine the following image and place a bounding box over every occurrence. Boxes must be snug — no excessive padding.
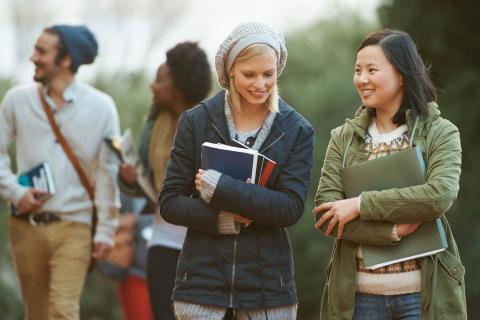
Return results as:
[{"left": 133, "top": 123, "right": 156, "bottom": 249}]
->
[
  {"left": 353, "top": 292, "right": 421, "bottom": 320},
  {"left": 147, "top": 245, "right": 181, "bottom": 320}
]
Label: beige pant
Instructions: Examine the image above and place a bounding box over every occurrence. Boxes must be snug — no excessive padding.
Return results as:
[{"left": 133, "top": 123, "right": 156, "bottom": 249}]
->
[{"left": 9, "top": 217, "right": 91, "bottom": 320}]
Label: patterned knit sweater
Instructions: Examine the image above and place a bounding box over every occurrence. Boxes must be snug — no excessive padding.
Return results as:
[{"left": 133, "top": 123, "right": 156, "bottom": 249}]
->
[{"left": 355, "top": 119, "right": 421, "bottom": 295}]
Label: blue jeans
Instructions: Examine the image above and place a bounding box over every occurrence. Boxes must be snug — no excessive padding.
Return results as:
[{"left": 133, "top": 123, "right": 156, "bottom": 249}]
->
[{"left": 353, "top": 292, "right": 421, "bottom": 320}]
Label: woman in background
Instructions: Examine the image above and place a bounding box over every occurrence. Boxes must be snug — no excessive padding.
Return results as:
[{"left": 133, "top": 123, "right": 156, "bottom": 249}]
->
[{"left": 119, "top": 41, "right": 211, "bottom": 320}]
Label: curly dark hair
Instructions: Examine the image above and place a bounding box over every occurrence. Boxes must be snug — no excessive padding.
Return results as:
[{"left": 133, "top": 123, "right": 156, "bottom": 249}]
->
[{"left": 166, "top": 41, "right": 212, "bottom": 106}]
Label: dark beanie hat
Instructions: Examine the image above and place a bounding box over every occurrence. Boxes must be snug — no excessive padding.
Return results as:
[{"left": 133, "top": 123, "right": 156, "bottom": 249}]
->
[{"left": 52, "top": 25, "right": 98, "bottom": 70}]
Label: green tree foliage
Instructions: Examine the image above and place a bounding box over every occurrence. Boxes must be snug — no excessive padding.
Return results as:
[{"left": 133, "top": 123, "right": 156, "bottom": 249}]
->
[
  {"left": 378, "top": 1, "right": 480, "bottom": 316},
  {"left": 94, "top": 72, "right": 153, "bottom": 142},
  {"left": 280, "top": 14, "right": 377, "bottom": 319}
]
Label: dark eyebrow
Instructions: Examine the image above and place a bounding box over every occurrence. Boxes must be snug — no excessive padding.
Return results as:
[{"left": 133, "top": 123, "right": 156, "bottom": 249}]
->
[
  {"left": 355, "top": 63, "right": 380, "bottom": 68},
  {"left": 34, "top": 45, "right": 46, "bottom": 52}
]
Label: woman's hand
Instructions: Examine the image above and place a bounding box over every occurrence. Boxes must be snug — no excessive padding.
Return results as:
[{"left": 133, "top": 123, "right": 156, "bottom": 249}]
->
[
  {"left": 119, "top": 163, "right": 137, "bottom": 185},
  {"left": 397, "top": 223, "right": 421, "bottom": 238},
  {"left": 233, "top": 213, "right": 252, "bottom": 226},
  {"left": 195, "top": 169, "right": 205, "bottom": 192},
  {"left": 312, "top": 197, "right": 359, "bottom": 239}
]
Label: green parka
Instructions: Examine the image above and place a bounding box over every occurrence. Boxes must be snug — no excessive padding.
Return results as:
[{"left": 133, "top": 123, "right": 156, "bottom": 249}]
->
[{"left": 314, "top": 103, "right": 467, "bottom": 319}]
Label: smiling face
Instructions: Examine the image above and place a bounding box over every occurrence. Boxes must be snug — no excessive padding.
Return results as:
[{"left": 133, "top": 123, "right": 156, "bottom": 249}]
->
[
  {"left": 30, "top": 31, "right": 65, "bottom": 83},
  {"left": 354, "top": 44, "right": 404, "bottom": 114},
  {"left": 230, "top": 46, "right": 278, "bottom": 109}
]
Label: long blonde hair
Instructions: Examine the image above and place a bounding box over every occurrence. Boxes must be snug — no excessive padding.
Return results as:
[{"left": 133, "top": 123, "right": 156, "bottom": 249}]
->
[{"left": 228, "top": 44, "right": 279, "bottom": 113}]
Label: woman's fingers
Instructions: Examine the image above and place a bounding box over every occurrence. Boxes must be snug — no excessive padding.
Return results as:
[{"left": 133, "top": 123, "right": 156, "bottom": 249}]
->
[
  {"left": 233, "top": 214, "right": 252, "bottom": 225},
  {"left": 312, "top": 202, "right": 332, "bottom": 215},
  {"left": 315, "top": 208, "right": 332, "bottom": 229},
  {"left": 325, "top": 214, "right": 339, "bottom": 236},
  {"left": 336, "top": 220, "right": 344, "bottom": 239},
  {"left": 195, "top": 170, "right": 204, "bottom": 192}
]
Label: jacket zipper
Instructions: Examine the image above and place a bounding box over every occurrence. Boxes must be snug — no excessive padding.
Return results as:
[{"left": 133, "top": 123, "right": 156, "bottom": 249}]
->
[
  {"left": 213, "top": 122, "right": 285, "bottom": 155},
  {"left": 229, "top": 236, "right": 238, "bottom": 307},
  {"left": 212, "top": 123, "right": 229, "bottom": 144},
  {"left": 260, "top": 132, "right": 285, "bottom": 154}
]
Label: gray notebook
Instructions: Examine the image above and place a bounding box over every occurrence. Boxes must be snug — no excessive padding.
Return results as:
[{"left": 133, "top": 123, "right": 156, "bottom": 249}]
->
[{"left": 340, "top": 146, "right": 448, "bottom": 269}]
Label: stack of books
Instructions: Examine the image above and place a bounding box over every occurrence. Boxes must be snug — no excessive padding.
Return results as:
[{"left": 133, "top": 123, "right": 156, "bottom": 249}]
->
[
  {"left": 201, "top": 141, "right": 276, "bottom": 186},
  {"left": 105, "top": 128, "right": 158, "bottom": 206},
  {"left": 18, "top": 162, "right": 56, "bottom": 200}
]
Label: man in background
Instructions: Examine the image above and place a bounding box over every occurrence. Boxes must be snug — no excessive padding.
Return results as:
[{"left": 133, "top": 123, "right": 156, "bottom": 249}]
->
[{"left": 0, "top": 25, "right": 120, "bottom": 319}]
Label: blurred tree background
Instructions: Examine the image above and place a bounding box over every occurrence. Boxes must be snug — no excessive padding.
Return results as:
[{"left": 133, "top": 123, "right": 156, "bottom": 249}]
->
[{"left": 1, "top": 0, "right": 479, "bottom": 319}]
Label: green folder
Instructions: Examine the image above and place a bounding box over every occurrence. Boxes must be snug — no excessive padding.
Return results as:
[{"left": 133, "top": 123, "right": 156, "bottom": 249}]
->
[{"left": 339, "top": 146, "right": 448, "bottom": 269}]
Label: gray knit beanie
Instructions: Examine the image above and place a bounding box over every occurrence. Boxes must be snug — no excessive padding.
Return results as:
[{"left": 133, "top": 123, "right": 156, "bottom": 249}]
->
[{"left": 215, "top": 21, "right": 287, "bottom": 89}]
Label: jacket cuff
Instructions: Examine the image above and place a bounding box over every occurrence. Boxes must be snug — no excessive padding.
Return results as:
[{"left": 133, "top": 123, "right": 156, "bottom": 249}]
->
[
  {"left": 392, "top": 224, "right": 401, "bottom": 242},
  {"left": 200, "top": 170, "right": 222, "bottom": 203},
  {"left": 218, "top": 211, "right": 241, "bottom": 235}
]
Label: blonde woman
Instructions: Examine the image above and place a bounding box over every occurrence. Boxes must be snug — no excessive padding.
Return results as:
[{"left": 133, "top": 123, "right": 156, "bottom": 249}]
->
[{"left": 159, "top": 22, "right": 314, "bottom": 320}]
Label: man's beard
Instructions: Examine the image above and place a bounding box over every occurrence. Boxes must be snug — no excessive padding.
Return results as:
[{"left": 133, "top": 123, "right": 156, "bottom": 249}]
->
[
  {"left": 33, "top": 74, "right": 47, "bottom": 84},
  {"left": 33, "top": 65, "right": 48, "bottom": 84}
]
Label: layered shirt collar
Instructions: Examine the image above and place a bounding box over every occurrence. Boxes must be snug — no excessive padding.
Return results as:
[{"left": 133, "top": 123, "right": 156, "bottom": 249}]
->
[{"left": 42, "top": 79, "right": 80, "bottom": 110}]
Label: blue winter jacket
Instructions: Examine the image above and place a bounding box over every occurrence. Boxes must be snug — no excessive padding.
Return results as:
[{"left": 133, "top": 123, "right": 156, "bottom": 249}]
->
[{"left": 159, "top": 90, "right": 314, "bottom": 309}]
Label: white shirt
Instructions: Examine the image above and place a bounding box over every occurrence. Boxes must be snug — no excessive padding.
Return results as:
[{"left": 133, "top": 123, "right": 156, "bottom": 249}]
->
[
  {"left": 148, "top": 211, "right": 186, "bottom": 250},
  {"left": 0, "top": 80, "right": 121, "bottom": 244}
]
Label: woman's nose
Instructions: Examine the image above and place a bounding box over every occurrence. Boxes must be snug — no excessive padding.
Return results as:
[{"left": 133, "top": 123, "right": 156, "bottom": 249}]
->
[
  {"left": 254, "top": 77, "right": 266, "bottom": 88},
  {"left": 360, "top": 73, "right": 369, "bottom": 84}
]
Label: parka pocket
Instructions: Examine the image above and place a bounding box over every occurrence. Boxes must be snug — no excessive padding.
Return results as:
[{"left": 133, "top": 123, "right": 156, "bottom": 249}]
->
[
  {"left": 438, "top": 250, "right": 465, "bottom": 284},
  {"left": 433, "top": 250, "right": 467, "bottom": 317},
  {"left": 276, "top": 253, "right": 294, "bottom": 288},
  {"left": 176, "top": 251, "right": 193, "bottom": 285}
]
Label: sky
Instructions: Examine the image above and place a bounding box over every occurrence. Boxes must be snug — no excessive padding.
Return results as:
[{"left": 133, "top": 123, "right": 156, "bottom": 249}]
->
[{"left": 0, "top": 0, "right": 380, "bottom": 82}]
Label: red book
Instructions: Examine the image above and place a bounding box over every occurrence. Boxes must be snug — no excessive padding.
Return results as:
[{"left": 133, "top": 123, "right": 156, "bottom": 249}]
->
[
  {"left": 231, "top": 139, "right": 276, "bottom": 186},
  {"left": 258, "top": 156, "right": 276, "bottom": 186}
]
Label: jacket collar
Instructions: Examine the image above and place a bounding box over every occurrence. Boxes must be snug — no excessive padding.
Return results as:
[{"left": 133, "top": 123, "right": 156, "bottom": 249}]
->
[
  {"left": 201, "top": 90, "right": 290, "bottom": 153},
  {"left": 346, "top": 102, "right": 441, "bottom": 142},
  {"left": 202, "top": 90, "right": 230, "bottom": 144}
]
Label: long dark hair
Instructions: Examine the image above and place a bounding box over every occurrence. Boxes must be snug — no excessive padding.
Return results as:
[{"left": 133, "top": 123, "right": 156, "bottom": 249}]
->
[{"left": 358, "top": 29, "right": 437, "bottom": 125}]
